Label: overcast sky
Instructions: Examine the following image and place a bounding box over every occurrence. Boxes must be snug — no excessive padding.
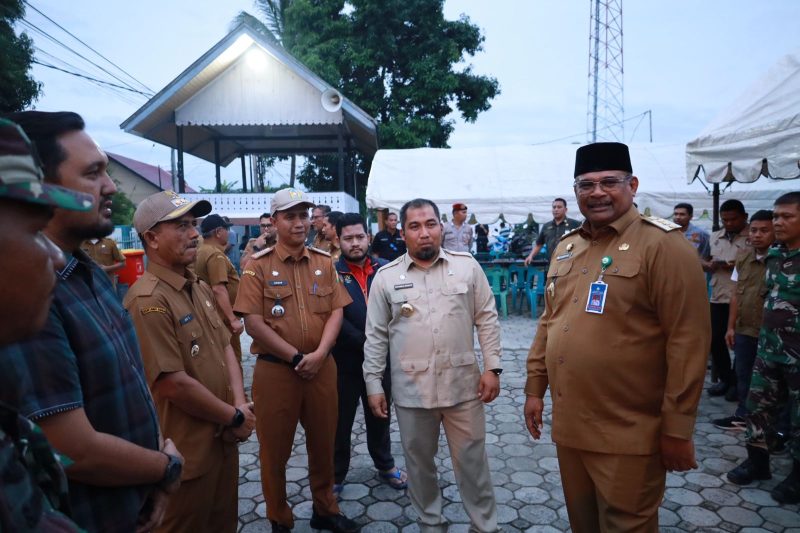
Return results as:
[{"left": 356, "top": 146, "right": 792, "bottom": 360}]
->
[{"left": 20, "top": 1, "right": 799, "bottom": 190}]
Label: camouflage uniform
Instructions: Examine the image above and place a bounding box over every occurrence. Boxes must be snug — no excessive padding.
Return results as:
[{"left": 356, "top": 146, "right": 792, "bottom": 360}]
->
[
  {"left": 0, "top": 402, "right": 80, "bottom": 532},
  {"left": 745, "top": 244, "right": 800, "bottom": 461}
]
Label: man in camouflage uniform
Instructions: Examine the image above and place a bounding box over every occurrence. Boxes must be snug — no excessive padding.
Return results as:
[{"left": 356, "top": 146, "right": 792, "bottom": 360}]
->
[
  {"left": 728, "top": 192, "right": 800, "bottom": 504},
  {"left": 0, "top": 118, "right": 92, "bottom": 531}
]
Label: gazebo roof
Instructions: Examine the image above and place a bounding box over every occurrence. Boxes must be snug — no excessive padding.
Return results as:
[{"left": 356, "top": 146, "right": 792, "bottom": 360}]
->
[{"left": 120, "top": 22, "right": 378, "bottom": 167}]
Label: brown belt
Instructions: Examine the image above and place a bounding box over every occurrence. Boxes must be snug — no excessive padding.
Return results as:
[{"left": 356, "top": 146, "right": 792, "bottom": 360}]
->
[{"left": 257, "top": 354, "right": 292, "bottom": 366}]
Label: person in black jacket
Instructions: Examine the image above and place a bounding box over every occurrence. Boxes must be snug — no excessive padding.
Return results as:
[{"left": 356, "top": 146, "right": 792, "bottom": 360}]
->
[{"left": 332, "top": 213, "right": 407, "bottom": 496}]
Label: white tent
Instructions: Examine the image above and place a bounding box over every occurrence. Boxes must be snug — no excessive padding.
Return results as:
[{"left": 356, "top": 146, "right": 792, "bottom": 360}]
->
[
  {"left": 366, "top": 143, "right": 793, "bottom": 228},
  {"left": 686, "top": 50, "right": 800, "bottom": 184}
]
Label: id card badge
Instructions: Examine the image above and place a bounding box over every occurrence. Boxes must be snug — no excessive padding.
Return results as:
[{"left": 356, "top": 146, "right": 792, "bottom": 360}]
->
[{"left": 585, "top": 281, "right": 608, "bottom": 314}]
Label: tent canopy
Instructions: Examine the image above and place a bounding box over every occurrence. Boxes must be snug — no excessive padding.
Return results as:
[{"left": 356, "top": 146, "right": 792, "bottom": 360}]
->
[
  {"left": 367, "top": 143, "right": 793, "bottom": 227},
  {"left": 686, "top": 50, "right": 800, "bottom": 184}
]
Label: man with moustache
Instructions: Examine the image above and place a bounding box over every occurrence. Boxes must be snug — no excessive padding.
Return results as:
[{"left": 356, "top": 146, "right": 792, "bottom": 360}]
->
[
  {"left": 727, "top": 193, "right": 800, "bottom": 504},
  {"left": 308, "top": 204, "right": 333, "bottom": 251},
  {"left": 524, "top": 142, "right": 710, "bottom": 532},
  {"left": 125, "top": 191, "right": 254, "bottom": 532},
  {"left": 364, "top": 198, "right": 502, "bottom": 532},
  {"left": 332, "top": 213, "right": 407, "bottom": 496},
  {"left": 442, "top": 202, "right": 474, "bottom": 252},
  {"left": 235, "top": 188, "right": 358, "bottom": 532},
  {"left": 524, "top": 198, "right": 581, "bottom": 265},
  {"left": 241, "top": 212, "right": 278, "bottom": 268},
  {"left": 322, "top": 211, "right": 343, "bottom": 262},
  {"left": 0, "top": 118, "right": 93, "bottom": 532},
  {"left": 0, "top": 111, "right": 181, "bottom": 532}
]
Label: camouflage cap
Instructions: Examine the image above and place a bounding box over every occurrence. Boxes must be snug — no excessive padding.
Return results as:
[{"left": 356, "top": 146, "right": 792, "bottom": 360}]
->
[
  {"left": 0, "top": 118, "right": 93, "bottom": 211},
  {"left": 270, "top": 187, "right": 314, "bottom": 216},
  {"left": 133, "top": 190, "right": 212, "bottom": 234}
]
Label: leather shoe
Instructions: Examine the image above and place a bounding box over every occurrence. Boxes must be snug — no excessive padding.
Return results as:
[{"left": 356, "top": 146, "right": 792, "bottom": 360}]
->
[
  {"left": 270, "top": 521, "right": 292, "bottom": 532},
  {"left": 707, "top": 382, "right": 728, "bottom": 396},
  {"left": 310, "top": 511, "right": 360, "bottom": 532}
]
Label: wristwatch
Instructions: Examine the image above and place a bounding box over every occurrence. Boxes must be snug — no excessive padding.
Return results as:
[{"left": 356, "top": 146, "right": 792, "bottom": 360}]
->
[
  {"left": 490, "top": 368, "right": 503, "bottom": 376},
  {"left": 229, "top": 407, "right": 245, "bottom": 428},
  {"left": 159, "top": 453, "right": 182, "bottom": 490},
  {"left": 292, "top": 352, "right": 304, "bottom": 368}
]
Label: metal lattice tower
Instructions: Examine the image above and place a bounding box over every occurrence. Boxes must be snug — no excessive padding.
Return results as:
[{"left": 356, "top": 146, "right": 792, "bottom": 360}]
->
[{"left": 586, "top": 0, "right": 624, "bottom": 143}]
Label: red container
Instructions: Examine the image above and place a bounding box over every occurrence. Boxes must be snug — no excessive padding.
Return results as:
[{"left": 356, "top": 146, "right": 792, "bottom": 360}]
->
[{"left": 119, "top": 249, "right": 145, "bottom": 286}]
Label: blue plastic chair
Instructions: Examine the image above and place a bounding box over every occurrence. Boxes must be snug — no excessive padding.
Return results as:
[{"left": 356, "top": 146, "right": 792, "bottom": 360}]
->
[
  {"left": 483, "top": 265, "right": 509, "bottom": 318},
  {"left": 523, "top": 266, "right": 547, "bottom": 317},
  {"left": 507, "top": 263, "right": 527, "bottom": 313}
]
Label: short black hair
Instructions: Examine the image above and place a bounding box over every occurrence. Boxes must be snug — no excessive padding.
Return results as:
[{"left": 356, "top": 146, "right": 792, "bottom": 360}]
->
[
  {"left": 774, "top": 192, "right": 800, "bottom": 208},
  {"left": 259, "top": 212, "right": 270, "bottom": 220},
  {"left": 336, "top": 212, "right": 367, "bottom": 237},
  {"left": 314, "top": 204, "right": 332, "bottom": 215},
  {"left": 720, "top": 199, "right": 746, "bottom": 215},
  {"left": 674, "top": 202, "right": 694, "bottom": 216},
  {"left": 400, "top": 198, "right": 440, "bottom": 227},
  {"left": 750, "top": 210, "right": 773, "bottom": 222},
  {"left": 325, "top": 211, "right": 343, "bottom": 227},
  {"left": 553, "top": 198, "right": 567, "bottom": 208},
  {"left": 2, "top": 111, "right": 85, "bottom": 183}
]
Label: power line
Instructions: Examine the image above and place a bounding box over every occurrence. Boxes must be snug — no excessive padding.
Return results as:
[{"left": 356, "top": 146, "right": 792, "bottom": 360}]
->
[
  {"left": 19, "top": 18, "right": 153, "bottom": 97},
  {"left": 23, "top": 0, "right": 153, "bottom": 94},
  {"left": 32, "top": 60, "right": 151, "bottom": 96}
]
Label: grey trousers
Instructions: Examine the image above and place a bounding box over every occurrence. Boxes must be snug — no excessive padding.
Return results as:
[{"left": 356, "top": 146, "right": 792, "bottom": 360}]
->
[{"left": 395, "top": 399, "right": 499, "bottom": 533}]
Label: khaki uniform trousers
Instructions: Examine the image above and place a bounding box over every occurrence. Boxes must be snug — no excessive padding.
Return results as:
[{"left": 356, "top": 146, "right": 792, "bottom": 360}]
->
[
  {"left": 556, "top": 445, "right": 666, "bottom": 533},
  {"left": 230, "top": 332, "right": 242, "bottom": 364},
  {"left": 156, "top": 441, "right": 238, "bottom": 533},
  {"left": 395, "top": 399, "right": 498, "bottom": 533},
  {"left": 253, "top": 356, "right": 340, "bottom": 527}
]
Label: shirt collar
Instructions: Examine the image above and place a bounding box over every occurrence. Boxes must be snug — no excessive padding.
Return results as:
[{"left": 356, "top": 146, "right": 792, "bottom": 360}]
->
[
  {"left": 274, "top": 241, "right": 311, "bottom": 263},
  {"left": 146, "top": 261, "right": 195, "bottom": 291},
  {"left": 400, "top": 247, "right": 449, "bottom": 272}
]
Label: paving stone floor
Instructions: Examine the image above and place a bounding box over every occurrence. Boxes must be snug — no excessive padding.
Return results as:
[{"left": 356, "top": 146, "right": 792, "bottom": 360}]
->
[{"left": 236, "top": 315, "right": 800, "bottom": 532}]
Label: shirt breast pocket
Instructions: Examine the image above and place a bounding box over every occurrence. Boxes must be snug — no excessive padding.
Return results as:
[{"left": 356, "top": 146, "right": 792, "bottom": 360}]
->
[
  {"left": 441, "top": 282, "right": 469, "bottom": 315},
  {"left": 390, "top": 289, "right": 422, "bottom": 320},
  {"left": 601, "top": 259, "right": 641, "bottom": 313},
  {"left": 263, "top": 286, "right": 294, "bottom": 319},
  {"left": 178, "top": 322, "right": 205, "bottom": 364},
  {"left": 308, "top": 285, "right": 334, "bottom": 314}
]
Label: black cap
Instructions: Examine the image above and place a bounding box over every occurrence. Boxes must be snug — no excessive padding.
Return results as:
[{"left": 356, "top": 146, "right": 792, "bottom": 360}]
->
[
  {"left": 574, "top": 142, "right": 632, "bottom": 178},
  {"left": 200, "top": 213, "right": 232, "bottom": 234}
]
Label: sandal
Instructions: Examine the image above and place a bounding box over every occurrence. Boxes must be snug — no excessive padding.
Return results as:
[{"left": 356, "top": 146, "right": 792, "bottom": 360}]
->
[{"left": 379, "top": 468, "right": 408, "bottom": 489}]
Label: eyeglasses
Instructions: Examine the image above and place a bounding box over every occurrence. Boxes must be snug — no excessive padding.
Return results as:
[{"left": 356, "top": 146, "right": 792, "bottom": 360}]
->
[
  {"left": 574, "top": 176, "right": 631, "bottom": 195},
  {"left": 260, "top": 223, "right": 273, "bottom": 228}
]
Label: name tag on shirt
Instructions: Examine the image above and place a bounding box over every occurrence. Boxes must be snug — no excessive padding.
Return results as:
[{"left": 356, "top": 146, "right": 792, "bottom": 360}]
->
[
  {"left": 394, "top": 282, "right": 414, "bottom": 290},
  {"left": 268, "top": 280, "right": 288, "bottom": 286},
  {"left": 179, "top": 313, "right": 194, "bottom": 325},
  {"left": 585, "top": 282, "right": 608, "bottom": 314},
  {"left": 556, "top": 252, "right": 572, "bottom": 261}
]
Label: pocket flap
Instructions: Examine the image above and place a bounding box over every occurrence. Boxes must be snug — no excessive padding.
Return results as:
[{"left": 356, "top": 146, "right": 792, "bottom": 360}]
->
[
  {"left": 400, "top": 359, "right": 430, "bottom": 372},
  {"left": 309, "top": 285, "right": 333, "bottom": 297},
  {"left": 442, "top": 282, "right": 468, "bottom": 295},
  {"left": 390, "top": 289, "right": 420, "bottom": 303},
  {"left": 548, "top": 260, "right": 573, "bottom": 277},
  {"left": 604, "top": 260, "right": 640, "bottom": 278},
  {"left": 264, "top": 286, "right": 294, "bottom": 300},
  {"left": 450, "top": 352, "right": 476, "bottom": 366}
]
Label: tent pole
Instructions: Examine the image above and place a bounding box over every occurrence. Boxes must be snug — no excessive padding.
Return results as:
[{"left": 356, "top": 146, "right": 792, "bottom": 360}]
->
[
  {"left": 177, "top": 126, "right": 185, "bottom": 193},
  {"left": 712, "top": 183, "right": 720, "bottom": 231},
  {"left": 240, "top": 155, "right": 247, "bottom": 192},
  {"left": 214, "top": 139, "right": 222, "bottom": 193}
]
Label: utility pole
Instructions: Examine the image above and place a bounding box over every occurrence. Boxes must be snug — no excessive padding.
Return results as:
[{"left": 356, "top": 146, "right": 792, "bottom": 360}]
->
[{"left": 586, "top": 0, "right": 624, "bottom": 143}]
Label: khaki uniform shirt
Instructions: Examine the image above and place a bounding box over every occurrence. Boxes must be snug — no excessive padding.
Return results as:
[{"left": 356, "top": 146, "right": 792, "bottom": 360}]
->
[
  {"left": 525, "top": 207, "right": 710, "bottom": 455},
  {"left": 241, "top": 236, "right": 277, "bottom": 268},
  {"left": 363, "top": 249, "right": 502, "bottom": 409},
  {"left": 234, "top": 243, "right": 351, "bottom": 354},
  {"left": 312, "top": 232, "right": 332, "bottom": 254},
  {"left": 123, "top": 262, "right": 233, "bottom": 480},
  {"left": 733, "top": 249, "right": 767, "bottom": 338},
  {"left": 195, "top": 242, "right": 240, "bottom": 316},
  {"left": 709, "top": 227, "right": 749, "bottom": 304},
  {"left": 442, "top": 221, "right": 474, "bottom": 252},
  {"left": 80, "top": 238, "right": 125, "bottom": 280}
]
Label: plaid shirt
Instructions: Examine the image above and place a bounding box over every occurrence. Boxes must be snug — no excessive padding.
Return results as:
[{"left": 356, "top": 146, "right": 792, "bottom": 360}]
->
[{"left": 0, "top": 250, "right": 160, "bottom": 532}]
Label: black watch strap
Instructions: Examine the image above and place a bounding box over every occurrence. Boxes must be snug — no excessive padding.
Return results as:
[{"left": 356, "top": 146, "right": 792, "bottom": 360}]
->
[
  {"left": 490, "top": 368, "right": 502, "bottom": 376},
  {"left": 230, "top": 407, "right": 245, "bottom": 428},
  {"left": 292, "top": 352, "right": 304, "bottom": 368},
  {"left": 159, "top": 452, "right": 182, "bottom": 489}
]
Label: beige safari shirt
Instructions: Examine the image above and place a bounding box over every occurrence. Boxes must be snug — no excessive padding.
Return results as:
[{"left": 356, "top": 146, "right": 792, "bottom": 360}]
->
[
  {"left": 363, "top": 248, "right": 502, "bottom": 409},
  {"left": 194, "top": 242, "right": 240, "bottom": 310},
  {"left": 525, "top": 207, "right": 710, "bottom": 455},
  {"left": 709, "top": 226, "right": 749, "bottom": 304}
]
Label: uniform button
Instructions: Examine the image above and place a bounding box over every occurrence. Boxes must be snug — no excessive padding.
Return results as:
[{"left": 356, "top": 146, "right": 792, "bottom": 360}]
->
[
  {"left": 612, "top": 267, "right": 619, "bottom": 273},
  {"left": 299, "top": 305, "right": 304, "bottom": 310},
  {"left": 434, "top": 328, "right": 439, "bottom": 333},
  {"left": 558, "top": 391, "right": 563, "bottom": 397},
  {"left": 210, "top": 341, "right": 215, "bottom": 345},
  {"left": 192, "top": 332, "right": 197, "bottom": 338},
  {"left": 581, "top": 268, "right": 588, "bottom": 274},
  {"left": 558, "top": 356, "right": 564, "bottom": 364},
  {"left": 431, "top": 308, "right": 436, "bottom": 313},
  {"left": 563, "top": 325, "right": 569, "bottom": 332},
  {"left": 572, "top": 297, "right": 578, "bottom": 303},
  {"left": 429, "top": 289, "right": 433, "bottom": 294},
  {"left": 591, "top": 241, "right": 598, "bottom": 246}
]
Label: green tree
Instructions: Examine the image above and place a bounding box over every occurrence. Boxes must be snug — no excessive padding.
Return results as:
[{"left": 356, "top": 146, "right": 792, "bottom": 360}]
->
[
  {"left": 0, "top": 0, "right": 41, "bottom": 112},
  {"left": 111, "top": 189, "right": 136, "bottom": 226},
  {"left": 199, "top": 179, "right": 242, "bottom": 193},
  {"left": 238, "top": 0, "right": 498, "bottom": 194}
]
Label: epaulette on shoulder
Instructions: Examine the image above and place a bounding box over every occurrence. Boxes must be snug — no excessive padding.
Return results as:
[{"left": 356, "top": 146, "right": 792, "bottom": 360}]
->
[
  {"left": 559, "top": 227, "right": 581, "bottom": 241},
  {"left": 126, "top": 274, "right": 158, "bottom": 299},
  {"left": 308, "top": 246, "right": 331, "bottom": 257},
  {"left": 380, "top": 256, "right": 404, "bottom": 270},
  {"left": 252, "top": 246, "right": 273, "bottom": 260},
  {"left": 643, "top": 215, "right": 680, "bottom": 232}
]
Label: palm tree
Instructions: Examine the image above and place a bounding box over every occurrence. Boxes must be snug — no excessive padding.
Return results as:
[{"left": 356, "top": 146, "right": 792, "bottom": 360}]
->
[{"left": 230, "top": 0, "right": 291, "bottom": 44}]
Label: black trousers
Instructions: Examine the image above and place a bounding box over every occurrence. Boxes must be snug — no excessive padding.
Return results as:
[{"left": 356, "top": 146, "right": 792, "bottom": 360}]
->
[
  {"left": 710, "top": 302, "right": 732, "bottom": 385},
  {"left": 334, "top": 369, "right": 395, "bottom": 484}
]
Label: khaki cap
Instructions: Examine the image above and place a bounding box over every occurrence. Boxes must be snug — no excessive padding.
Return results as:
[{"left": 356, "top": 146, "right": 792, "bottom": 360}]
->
[
  {"left": 271, "top": 187, "right": 314, "bottom": 216},
  {"left": 134, "top": 190, "right": 212, "bottom": 234}
]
